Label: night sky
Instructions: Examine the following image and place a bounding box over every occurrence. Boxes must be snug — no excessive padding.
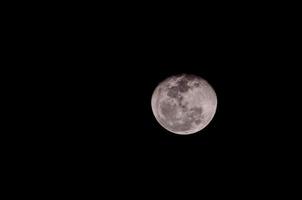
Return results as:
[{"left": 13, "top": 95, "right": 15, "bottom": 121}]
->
[
  {"left": 50, "top": 47, "right": 298, "bottom": 192},
  {"left": 48, "top": 23, "right": 296, "bottom": 165},
  {"left": 63, "top": 54, "right": 285, "bottom": 163},
  {"left": 20, "top": 6, "right": 299, "bottom": 194}
]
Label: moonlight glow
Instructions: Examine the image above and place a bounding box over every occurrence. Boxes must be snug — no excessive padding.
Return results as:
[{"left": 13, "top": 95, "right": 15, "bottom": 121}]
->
[{"left": 151, "top": 74, "right": 217, "bottom": 135}]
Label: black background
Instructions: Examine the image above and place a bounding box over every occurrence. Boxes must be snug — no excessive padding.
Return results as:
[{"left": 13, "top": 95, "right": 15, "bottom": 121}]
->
[
  {"left": 9, "top": 3, "right": 300, "bottom": 196},
  {"left": 50, "top": 31, "right": 297, "bottom": 172}
]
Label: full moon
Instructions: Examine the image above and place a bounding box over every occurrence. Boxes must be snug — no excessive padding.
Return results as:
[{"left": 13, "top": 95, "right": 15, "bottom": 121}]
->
[{"left": 151, "top": 74, "right": 217, "bottom": 135}]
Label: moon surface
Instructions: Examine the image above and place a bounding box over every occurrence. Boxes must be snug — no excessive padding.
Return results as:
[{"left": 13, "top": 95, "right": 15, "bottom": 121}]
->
[{"left": 151, "top": 74, "right": 217, "bottom": 135}]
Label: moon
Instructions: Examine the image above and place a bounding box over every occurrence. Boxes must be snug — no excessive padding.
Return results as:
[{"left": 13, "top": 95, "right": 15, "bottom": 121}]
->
[{"left": 151, "top": 74, "right": 217, "bottom": 135}]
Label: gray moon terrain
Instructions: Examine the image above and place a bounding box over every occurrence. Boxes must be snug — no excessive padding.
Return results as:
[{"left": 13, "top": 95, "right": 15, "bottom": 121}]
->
[{"left": 151, "top": 74, "right": 217, "bottom": 135}]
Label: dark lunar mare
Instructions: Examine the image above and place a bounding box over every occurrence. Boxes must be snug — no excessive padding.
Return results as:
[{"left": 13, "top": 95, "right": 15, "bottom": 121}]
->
[
  {"left": 166, "top": 76, "right": 190, "bottom": 98},
  {"left": 166, "top": 76, "right": 191, "bottom": 110},
  {"left": 154, "top": 74, "right": 214, "bottom": 133},
  {"left": 177, "top": 78, "right": 190, "bottom": 93},
  {"left": 167, "top": 86, "right": 178, "bottom": 98},
  {"left": 160, "top": 75, "right": 206, "bottom": 132}
]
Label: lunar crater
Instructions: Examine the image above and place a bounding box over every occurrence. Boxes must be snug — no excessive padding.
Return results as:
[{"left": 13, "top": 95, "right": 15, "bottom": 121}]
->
[{"left": 152, "top": 74, "right": 217, "bottom": 135}]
